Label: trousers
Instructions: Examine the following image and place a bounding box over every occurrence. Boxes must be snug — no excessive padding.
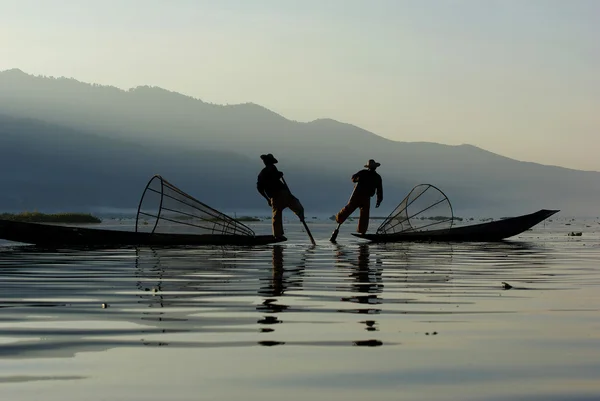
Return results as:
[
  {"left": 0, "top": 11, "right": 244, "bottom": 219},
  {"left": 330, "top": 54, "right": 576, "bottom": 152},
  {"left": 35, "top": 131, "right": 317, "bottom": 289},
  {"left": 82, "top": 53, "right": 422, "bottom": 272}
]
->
[
  {"left": 271, "top": 190, "right": 304, "bottom": 237},
  {"left": 335, "top": 193, "right": 371, "bottom": 234}
]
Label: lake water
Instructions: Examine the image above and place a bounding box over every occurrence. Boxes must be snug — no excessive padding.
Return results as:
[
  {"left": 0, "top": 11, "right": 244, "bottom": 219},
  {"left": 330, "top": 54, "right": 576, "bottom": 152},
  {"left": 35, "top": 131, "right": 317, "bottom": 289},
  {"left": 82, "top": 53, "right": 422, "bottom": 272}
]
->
[{"left": 1, "top": 216, "right": 599, "bottom": 401}]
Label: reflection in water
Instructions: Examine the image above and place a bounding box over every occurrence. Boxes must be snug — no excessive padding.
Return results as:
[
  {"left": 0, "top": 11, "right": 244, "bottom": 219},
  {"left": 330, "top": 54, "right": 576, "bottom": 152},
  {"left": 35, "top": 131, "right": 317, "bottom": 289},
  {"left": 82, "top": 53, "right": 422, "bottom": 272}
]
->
[
  {"left": 2, "top": 224, "right": 599, "bottom": 400},
  {"left": 362, "top": 320, "right": 377, "bottom": 332},
  {"left": 135, "top": 247, "right": 165, "bottom": 312},
  {"left": 0, "top": 231, "right": 574, "bottom": 356},
  {"left": 258, "top": 245, "right": 286, "bottom": 298},
  {"left": 337, "top": 244, "right": 383, "bottom": 313},
  {"left": 0, "top": 375, "right": 86, "bottom": 384},
  {"left": 133, "top": 246, "right": 259, "bottom": 330},
  {"left": 256, "top": 245, "right": 307, "bottom": 343},
  {"left": 349, "top": 244, "right": 384, "bottom": 295},
  {"left": 336, "top": 244, "right": 384, "bottom": 345}
]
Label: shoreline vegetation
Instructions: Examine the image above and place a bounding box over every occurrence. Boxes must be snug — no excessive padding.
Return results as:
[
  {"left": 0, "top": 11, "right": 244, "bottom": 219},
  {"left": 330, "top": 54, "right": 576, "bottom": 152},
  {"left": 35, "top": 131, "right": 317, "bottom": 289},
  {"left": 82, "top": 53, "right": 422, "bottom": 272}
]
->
[
  {"left": 175, "top": 215, "right": 262, "bottom": 222},
  {"left": 236, "top": 216, "right": 261, "bottom": 222},
  {"left": 0, "top": 212, "right": 102, "bottom": 223},
  {"left": 328, "top": 215, "right": 466, "bottom": 222}
]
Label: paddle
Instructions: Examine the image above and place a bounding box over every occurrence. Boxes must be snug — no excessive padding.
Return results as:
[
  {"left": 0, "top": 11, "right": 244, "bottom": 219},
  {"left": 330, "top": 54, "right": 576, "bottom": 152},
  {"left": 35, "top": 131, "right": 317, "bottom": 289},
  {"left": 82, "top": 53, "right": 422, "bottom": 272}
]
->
[
  {"left": 329, "top": 223, "right": 342, "bottom": 243},
  {"left": 329, "top": 185, "right": 357, "bottom": 243},
  {"left": 281, "top": 177, "right": 316, "bottom": 245}
]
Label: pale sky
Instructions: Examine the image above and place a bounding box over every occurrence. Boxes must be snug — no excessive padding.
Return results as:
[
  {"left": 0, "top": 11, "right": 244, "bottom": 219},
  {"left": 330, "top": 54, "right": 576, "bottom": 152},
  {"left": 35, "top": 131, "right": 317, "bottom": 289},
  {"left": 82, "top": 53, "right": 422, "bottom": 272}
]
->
[{"left": 1, "top": 0, "right": 599, "bottom": 171}]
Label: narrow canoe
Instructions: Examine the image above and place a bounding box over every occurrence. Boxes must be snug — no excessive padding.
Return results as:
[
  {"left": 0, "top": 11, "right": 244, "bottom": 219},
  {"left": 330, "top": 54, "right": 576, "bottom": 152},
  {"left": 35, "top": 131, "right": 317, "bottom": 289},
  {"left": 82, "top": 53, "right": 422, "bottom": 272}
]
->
[
  {"left": 0, "top": 219, "right": 285, "bottom": 247},
  {"left": 352, "top": 209, "right": 559, "bottom": 243}
]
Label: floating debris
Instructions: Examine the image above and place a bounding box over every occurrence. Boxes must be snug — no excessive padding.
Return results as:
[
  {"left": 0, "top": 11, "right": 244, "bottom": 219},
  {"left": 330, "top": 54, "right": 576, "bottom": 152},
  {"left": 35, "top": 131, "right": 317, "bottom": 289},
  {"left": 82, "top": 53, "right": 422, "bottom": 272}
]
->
[
  {"left": 568, "top": 232, "right": 582, "bottom": 236},
  {"left": 101, "top": 303, "right": 109, "bottom": 308}
]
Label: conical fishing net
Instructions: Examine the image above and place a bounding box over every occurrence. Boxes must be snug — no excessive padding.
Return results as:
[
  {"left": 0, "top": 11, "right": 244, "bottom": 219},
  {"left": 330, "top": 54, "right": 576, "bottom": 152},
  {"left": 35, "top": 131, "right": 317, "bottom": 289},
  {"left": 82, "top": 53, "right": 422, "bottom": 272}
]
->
[
  {"left": 376, "top": 184, "right": 453, "bottom": 235},
  {"left": 135, "top": 175, "right": 255, "bottom": 236}
]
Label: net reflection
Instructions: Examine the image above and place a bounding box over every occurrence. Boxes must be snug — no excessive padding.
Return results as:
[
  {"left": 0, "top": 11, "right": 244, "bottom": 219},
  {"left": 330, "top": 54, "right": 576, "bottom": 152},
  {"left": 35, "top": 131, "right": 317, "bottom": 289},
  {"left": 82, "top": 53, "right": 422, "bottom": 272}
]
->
[
  {"left": 135, "top": 247, "right": 166, "bottom": 312},
  {"left": 133, "top": 246, "right": 258, "bottom": 332}
]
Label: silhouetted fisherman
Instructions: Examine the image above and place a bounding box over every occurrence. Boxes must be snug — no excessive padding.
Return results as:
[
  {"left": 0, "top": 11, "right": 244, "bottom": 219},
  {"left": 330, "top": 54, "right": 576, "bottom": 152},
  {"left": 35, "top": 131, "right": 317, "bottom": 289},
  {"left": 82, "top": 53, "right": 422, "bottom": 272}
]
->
[
  {"left": 256, "top": 154, "right": 305, "bottom": 239},
  {"left": 335, "top": 159, "right": 383, "bottom": 234}
]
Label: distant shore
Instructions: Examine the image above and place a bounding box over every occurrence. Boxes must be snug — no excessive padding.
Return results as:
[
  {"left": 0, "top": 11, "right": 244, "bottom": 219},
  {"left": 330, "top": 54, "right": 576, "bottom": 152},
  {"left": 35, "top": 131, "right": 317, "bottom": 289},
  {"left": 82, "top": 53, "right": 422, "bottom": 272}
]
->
[
  {"left": 0, "top": 212, "right": 102, "bottom": 223},
  {"left": 236, "top": 216, "right": 261, "bottom": 222}
]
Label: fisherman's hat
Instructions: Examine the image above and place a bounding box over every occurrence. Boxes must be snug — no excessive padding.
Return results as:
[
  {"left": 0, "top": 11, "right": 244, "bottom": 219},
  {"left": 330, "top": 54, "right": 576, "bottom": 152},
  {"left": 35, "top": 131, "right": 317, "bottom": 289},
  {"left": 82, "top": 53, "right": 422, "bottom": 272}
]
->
[
  {"left": 260, "top": 154, "right": 278, "bottom": 164},
  {"left": 365, "top": 159, "right": 381, "bottom": 169}
]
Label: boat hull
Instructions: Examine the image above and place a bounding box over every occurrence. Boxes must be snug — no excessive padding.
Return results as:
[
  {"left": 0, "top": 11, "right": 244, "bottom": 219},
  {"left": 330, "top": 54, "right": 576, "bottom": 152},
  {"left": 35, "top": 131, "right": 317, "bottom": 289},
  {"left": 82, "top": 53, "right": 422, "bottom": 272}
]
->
[
  {"left": 0, "top": 219, "right": 285, "bottom": 247},
  {"left": 352, "top": 209, "right": 559, "bottom": 243}
]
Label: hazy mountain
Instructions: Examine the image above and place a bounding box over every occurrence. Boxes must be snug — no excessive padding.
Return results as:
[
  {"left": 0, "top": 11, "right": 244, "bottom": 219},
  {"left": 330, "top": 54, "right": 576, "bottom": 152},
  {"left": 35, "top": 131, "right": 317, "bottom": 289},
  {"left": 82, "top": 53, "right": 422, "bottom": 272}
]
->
[{"left": 1, "top": 68, "right": 599, "bottom": 217}]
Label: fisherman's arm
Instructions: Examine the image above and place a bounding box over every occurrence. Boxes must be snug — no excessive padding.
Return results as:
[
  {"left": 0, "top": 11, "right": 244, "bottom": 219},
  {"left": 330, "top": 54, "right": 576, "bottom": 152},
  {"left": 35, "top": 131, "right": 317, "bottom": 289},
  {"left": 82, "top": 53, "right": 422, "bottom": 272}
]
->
[
  {"left": 275, "top": 169, "right": 284, "bottom": 182},
  {"left": 376, "top": 176, "right": 383, "bottom": 207},
  {"left": 256, "top": 177, "right": 272, "bottom": 205}
]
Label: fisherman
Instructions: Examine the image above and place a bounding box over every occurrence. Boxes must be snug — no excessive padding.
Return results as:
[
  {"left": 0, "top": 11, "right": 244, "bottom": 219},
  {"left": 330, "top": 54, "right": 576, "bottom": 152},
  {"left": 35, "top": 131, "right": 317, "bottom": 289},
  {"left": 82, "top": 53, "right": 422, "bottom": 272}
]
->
[
  {"left": 256, "top": 154, "right": 305, "bottom": 239},
  {"left": 335, "top": 159, "right": 383, "bottom": 234}
]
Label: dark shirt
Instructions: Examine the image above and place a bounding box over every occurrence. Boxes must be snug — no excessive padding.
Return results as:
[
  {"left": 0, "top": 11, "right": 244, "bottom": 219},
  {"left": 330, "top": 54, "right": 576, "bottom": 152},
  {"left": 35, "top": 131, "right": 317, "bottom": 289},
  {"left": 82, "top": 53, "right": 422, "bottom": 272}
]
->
[
  {"left": 257, "top": 165, "right": 287, "bottom": 199},
  {"left": 352, "top": 169, "right": 383, "bottom": 202}
]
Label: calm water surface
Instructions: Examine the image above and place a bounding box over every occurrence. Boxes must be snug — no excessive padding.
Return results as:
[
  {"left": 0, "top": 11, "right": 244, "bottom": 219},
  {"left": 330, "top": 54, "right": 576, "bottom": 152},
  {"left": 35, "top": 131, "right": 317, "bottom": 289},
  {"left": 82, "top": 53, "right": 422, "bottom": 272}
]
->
[{"left": 1, "top": 218, "right": 599, "bottom": 401}]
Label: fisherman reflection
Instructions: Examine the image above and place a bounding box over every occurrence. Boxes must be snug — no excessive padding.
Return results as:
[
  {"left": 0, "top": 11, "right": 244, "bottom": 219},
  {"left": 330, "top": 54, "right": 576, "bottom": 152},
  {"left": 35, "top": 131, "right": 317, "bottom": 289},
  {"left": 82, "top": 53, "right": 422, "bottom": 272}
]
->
[
  {"left": 362, "top": 320, "right": 378, "bottom": 332},
  {"left": 353, "top": 244, "right": 383, "bottom": 293},
  {"left": 256, "top": 245, "right": 307, "bottom": 332},
  {"left": 257, "top": 245, "right": 286, "bottom": 327},
  {"left": 339, "top": 244, "right": 384, "bottom": 330}
]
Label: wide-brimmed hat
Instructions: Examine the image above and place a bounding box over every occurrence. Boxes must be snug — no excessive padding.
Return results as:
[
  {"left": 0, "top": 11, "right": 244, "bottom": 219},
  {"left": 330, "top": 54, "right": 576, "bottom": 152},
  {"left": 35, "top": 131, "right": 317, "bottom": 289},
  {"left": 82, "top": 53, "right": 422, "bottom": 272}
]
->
[
  {"left": 364, "top": 159, "right": 381, "bottom": 169},
  {"left": 260, "top": 153, "right": 278, "bottom": 164}
]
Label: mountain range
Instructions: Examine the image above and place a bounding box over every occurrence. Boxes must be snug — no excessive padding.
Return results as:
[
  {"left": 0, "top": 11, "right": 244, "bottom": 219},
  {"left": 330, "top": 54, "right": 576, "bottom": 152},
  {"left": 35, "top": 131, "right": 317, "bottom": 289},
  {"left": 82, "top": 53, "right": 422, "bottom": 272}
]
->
[{"left": 1, "top": 68, "right": 598, "bottom": 218}]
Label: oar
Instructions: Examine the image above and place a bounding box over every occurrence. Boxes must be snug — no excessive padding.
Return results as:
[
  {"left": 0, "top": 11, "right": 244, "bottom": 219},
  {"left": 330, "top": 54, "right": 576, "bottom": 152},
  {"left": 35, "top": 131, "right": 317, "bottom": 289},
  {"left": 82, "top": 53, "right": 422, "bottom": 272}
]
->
[
  {"left": 329, "top": 223, "right": 342, "bottom": 243},
  {"left": 329, "top": 185, "right": 357, "bottom": 243},
  {"left": 281, "top": 177, "right": 316, "bottom": 245}
]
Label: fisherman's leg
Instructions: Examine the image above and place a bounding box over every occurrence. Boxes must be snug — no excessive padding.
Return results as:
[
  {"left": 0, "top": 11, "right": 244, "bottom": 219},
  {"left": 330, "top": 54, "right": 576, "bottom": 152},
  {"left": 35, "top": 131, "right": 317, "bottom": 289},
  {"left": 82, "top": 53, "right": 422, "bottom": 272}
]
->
[
  {"left": 336, "top": 198, "right": 359, "bottom": 224},
  {"left": 271, "top": 196, "right": 285, "bottom": 237},
  {"left": 288, "top": 195, "right": 305, "bottom": 221},
  {"left": 357, "top": 198, "right": 371, "bottom": 234},
  {"left": 272, "top": 208, "right": 284, "bottom": 237}
]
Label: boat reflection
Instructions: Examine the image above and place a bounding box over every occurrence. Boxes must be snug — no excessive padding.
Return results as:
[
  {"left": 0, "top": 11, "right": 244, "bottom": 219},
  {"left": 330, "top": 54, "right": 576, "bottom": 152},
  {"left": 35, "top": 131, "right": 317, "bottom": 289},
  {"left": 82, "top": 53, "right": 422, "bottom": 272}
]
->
[{"left": 0, "top": 237, "right": 557, "bottom": 355}]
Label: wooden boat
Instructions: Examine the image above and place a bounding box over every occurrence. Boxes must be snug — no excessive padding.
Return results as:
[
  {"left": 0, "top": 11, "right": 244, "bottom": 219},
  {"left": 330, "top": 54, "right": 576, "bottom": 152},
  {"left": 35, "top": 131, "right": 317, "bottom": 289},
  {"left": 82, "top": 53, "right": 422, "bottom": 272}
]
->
[
  {"left": 349, "top": 184, "right": 558, "bottom": 243},
  {"left": 352, "top": 209, "right": 559, "bottom": 243},
  {"left": 0, "top": 175, "right": 285, "bottom": 247},
  {"left": 0, "top": 219, "right": 284, "bottom": 247}
]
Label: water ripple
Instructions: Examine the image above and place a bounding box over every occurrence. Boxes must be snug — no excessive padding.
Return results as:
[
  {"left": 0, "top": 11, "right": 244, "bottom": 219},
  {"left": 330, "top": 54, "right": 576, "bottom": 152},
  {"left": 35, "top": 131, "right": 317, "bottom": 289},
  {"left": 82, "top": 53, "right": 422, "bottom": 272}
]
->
[{"left": 0, "top": 222, "right": 599, "bottom": 400}]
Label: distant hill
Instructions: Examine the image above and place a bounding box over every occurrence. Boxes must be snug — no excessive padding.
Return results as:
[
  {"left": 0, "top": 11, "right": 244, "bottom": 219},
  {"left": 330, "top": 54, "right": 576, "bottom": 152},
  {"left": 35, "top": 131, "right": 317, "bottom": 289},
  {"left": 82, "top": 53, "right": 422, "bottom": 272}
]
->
[
  {"left": 1, "top": 68, "right": 599, "bottom": 217},
  {"left": 0, "top": 114, "right": 353, "bottom": 214}
]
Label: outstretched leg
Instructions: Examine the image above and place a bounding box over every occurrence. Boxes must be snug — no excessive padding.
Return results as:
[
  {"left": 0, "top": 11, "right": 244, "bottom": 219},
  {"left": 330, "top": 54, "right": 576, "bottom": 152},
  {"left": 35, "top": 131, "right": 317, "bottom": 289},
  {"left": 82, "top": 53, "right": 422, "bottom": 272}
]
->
[
  {"left": 336, "top": 197, "right": 360, "bottom": 225},
  {"left": 287, "top": 195, "right": 305, "bottom": 221}
]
